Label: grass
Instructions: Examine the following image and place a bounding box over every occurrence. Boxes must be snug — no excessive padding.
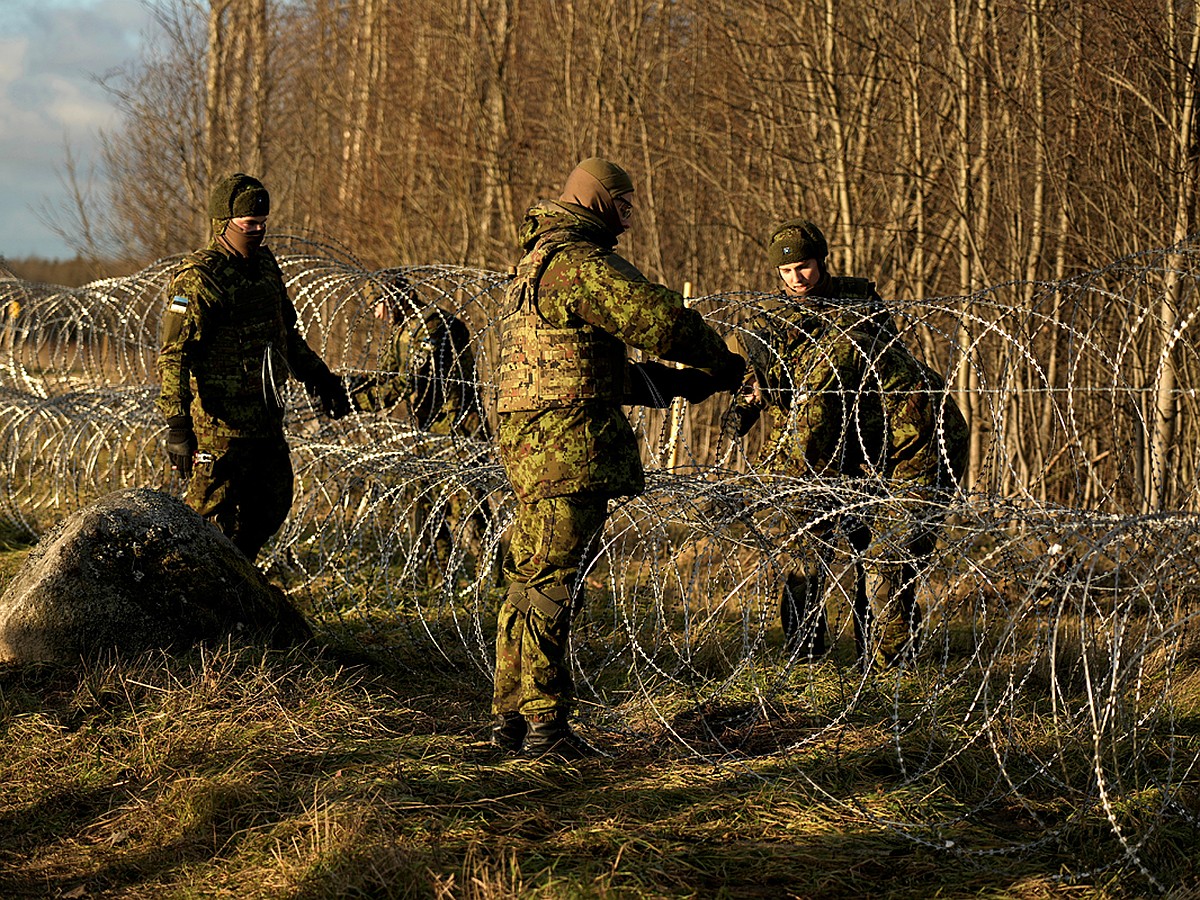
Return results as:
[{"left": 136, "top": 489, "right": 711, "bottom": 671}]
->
[{"left": 1, "top": 544, "right": 1198, "bottom": 898}]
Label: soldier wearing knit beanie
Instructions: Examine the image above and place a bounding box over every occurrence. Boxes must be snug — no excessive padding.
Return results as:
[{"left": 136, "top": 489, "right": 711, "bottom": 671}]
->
[
  {"left": 766, "top": 219, "right": 830, "bottom": 297},
  {"left": 723, "top": 215, "right": 966, "bottom": 673},
  {"left": 767, "top": 219, "right": 827, "bottom": 269},
  {"left": 156, "top": 172, "right": 349, "bottom": 561},
  {"left": 209, "top": 173, "right": 271, "bottom": 258}
]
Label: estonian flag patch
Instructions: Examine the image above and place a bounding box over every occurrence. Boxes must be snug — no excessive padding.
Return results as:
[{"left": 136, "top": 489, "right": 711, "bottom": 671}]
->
[{"left": 168, "top": 295, "right": 189, "bottom": 315}]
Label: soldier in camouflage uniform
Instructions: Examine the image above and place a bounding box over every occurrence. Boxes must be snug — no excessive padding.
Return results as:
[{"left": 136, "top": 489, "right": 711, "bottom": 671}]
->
[
  {"left": 349, "top": 275, "right": 488, "bottom": 582},
  {"left": 726, "top": 219, "right": 968, "bottom": 668},
  {"left": 157, "top": 173, "right": 349, "bottom": 562},
  {"left": 493, "top": 157, "right": 747, "bottom": 758},
  {"left": 348, "top": 275, "right": 482, "bottom": 437}
]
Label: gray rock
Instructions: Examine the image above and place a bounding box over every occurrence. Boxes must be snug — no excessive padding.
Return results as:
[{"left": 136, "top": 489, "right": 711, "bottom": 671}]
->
[{"left": 0, "top": 487, "right": 312, "bottom": 664}]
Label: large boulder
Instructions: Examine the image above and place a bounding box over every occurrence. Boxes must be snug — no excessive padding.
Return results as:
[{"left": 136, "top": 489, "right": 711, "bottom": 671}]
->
[{"left": 0, "top": 488, "right": 312, "bottom": 664}]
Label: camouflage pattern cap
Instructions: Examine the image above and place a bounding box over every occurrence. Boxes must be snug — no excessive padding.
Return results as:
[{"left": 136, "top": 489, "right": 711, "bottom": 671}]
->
[
  {"left": 208, "top": 173, "right": 270, "bottom": 219},
  {"left": 768, "top": 219, "right": 827, "bottom": 268}
]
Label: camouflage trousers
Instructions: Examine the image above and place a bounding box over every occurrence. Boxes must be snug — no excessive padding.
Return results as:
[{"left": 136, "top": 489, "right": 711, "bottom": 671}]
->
[
  {"left": 492, "top": 492, "right": 607, "bottom": 719},
  {"left": 782, "top": 488, "right": 949, "bottom": 668},
  {"left": 185, "top": 434, "right": 294, "bottom": 561}
]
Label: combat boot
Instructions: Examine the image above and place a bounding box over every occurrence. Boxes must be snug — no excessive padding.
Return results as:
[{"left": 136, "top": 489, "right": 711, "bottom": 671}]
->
[
  {"left": 522, "top": 713, "right": 601, "bottom": 760},
  {"left": 491, "top": 711, "right": 526, "bottom": 753}
]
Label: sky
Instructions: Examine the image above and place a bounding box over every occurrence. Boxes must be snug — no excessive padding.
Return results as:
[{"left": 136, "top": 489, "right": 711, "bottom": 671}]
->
[{"left": 0, "top": 0, "right": 160, "bottom": 260}]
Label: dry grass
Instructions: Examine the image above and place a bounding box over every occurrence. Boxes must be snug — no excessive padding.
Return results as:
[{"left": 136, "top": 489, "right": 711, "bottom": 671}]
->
[{"left": 1, "top": 544, "right": 1197, "bottom": 898}]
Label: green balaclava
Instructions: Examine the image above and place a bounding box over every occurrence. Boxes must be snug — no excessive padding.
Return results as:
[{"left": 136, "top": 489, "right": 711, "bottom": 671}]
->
[
  {"left": 767, "top": 219, "right": 828, "bottom": 269},
  {"left": 209, "top": 173, "right": 270, "bottom": 256},
  {"left": 558, "top": 157, "right": 634, "bottom": 236}
]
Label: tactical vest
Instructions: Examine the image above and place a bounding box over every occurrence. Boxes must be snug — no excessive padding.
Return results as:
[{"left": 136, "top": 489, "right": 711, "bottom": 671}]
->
[
  {"left": 179, "top": 247, "right": 292, "bottom": 435},
  {"left": 495, "top": 236, "right": 627, "bottom": 413}
]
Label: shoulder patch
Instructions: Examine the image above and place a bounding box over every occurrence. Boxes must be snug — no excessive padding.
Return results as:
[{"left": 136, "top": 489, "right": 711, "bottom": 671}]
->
[{"left": 168, "top": 295, "right": 189, "bottom": 315}]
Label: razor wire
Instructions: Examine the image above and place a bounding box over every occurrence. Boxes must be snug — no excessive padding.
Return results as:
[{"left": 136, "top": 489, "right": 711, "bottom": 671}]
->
[{"left": 3, "top": 234, "right": 1200, "bottom": 888}]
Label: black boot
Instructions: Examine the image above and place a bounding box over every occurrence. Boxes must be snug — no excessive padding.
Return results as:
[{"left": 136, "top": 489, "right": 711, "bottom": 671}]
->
[
  {"left": 522, "top": 713, "right": 601, "bottom": 760},
  {"left": 491, "top": 712, "right": 527, "bottom": 753}
]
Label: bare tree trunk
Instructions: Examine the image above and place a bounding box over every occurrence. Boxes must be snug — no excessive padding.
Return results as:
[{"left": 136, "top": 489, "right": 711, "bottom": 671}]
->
[
  {"left": 1147, "top": 4, "right": 1200, "bottom": 511},
  {"left": 248, "top": 0, "right": 267, "bottom": 177},
  {"left": 339, "top": 0, "right": 384, "bottom": 218},
  {"left": 476, "top": 0, "right": 519, "bottom": 264},
  {"left": 950, "top": 0, "right": 985, "bottom": 490},
  {"left": 204, "top": 0, "right": 231, "bottom": 184}
]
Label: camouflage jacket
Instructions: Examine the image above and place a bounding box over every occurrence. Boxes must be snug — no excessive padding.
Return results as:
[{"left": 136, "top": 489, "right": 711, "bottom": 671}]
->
[
  {"left": 746, "top": 276, "right": 898, "bottom": 348},
  {"left": 732, "top": 294, "right": 967, "bottom": 488},
  {"left": 351, "top": 309, "right": 482, "bottom": 436},
  {"left": 498, "top": 202, "right": 741, "bottom": 502},
  {"left": 156, "top": 243, "right": 333, "bottom": 440}
]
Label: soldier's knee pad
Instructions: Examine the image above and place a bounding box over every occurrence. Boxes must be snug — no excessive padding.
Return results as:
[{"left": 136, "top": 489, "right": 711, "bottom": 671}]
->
[{"left": 507, "top": 583, "right": 572, "bottom": 625}]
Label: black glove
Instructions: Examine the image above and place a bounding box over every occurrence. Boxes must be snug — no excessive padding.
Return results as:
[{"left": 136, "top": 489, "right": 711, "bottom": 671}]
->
[
  {"left": 711, "top": 351, "right": 748, "bottom": 393},
  {"left": 668, "top": 367, "right": 723, "bottom": 403},
  {"left": 720, "top": 404, "right": 760, "bottom": 441},
  {"left": 630, "top": 362, "right": 730, "bottom": 406},
  {"left": 309, "top": 372, "right": 351, "bottom": 419},
  {"left": 165, "top": 415, "right": 197, "bottom": 478},
  {"left": 625, "top": 362, "right": 680, "bottom": 407}
]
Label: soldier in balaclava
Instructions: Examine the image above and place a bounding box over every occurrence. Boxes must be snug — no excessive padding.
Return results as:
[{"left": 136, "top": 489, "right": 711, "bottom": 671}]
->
[
  {"left": 157, "top": 172, "right": 349, "bottom": 561},
  {"left": 724, "top": 219, "right": 968, "bottom": 669},
  {"left": 490, "top": 157, "right": 747, "bottom": 759}
]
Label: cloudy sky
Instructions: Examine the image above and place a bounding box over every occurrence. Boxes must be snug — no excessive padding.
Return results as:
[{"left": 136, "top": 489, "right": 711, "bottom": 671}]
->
[{"left": 0, "top": 0, "right": 159, "bottom": 260}]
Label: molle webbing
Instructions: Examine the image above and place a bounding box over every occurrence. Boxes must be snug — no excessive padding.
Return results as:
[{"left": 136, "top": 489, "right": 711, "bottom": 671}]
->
[
  {"left": 495, "top": 315, "right": 625, "bottom": 412},
  {"left": 496, "top": 233, "right": 626, "bottom": 413}
]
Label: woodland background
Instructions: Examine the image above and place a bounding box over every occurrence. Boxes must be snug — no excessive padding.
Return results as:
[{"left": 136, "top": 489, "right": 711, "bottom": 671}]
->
[
  {"left": 14, "top": 0, "right": 1200, "bottom": 511},
  {"left": 2, "top": 6, "right": 1200, "bottom": 893},
  {"left": 58, "top": 0, "right": 1192, "bottom": 292}
]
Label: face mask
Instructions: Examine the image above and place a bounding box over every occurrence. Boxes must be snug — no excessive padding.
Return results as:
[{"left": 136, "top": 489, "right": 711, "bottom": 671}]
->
[{"left": 220, "top": 219, "right": 266, "bottom": 257}]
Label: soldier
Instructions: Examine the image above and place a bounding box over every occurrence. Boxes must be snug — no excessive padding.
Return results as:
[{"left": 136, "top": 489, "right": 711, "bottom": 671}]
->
[
  {"left": 725, "top": 219, "right": 968, "bottom": 669},
  {"left": 348, "top": 274, "right": 482, "bottom": 437},
  {"left": 157, "top": 172, "right": 349, "bottom": 562},
  {"left": 493, "top": 157, "right": 747, "bottom": 759},
  {"left": 348, "top": 274, "right": 489, "bottom": 583},
  {"left": 769, "top": 218, "right": 898, "bottom": 340}
]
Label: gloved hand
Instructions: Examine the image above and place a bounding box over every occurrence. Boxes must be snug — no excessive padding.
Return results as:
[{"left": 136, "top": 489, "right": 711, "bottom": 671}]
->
[
  {"left": 630, "top": 362, "right": 729, "bottom": 406},
  {"left": 720, "top": 403, "right": 760, "bottom": 441},
  {"left": 310, "top": 372, "right": 351, "bottom": 419},
  {"left": 628, "top": 362, "right": 672, "bottom": 407},
  {"left": 711, "top": 351, "right": 748, "bottom": 393},
  {"left": 666, "top": 366, "right": 722, "bottom": 403},
  {"left": 165, "top": 415, "right": 197, "bottom": 478}
]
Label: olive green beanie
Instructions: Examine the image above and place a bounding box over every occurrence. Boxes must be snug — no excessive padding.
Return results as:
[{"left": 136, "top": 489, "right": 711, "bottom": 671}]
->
[
  {"left": 767, "top": 219, "right": 827, "bottom": 267},
  {"left": 208, "top": 172, "right": 270, "bottom": 219}
]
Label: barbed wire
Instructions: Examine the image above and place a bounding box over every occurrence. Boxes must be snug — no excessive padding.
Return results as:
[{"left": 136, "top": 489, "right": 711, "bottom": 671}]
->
[{"left": 4, "top": 234, "right": 1200, "bottom": 888}]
